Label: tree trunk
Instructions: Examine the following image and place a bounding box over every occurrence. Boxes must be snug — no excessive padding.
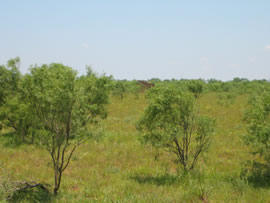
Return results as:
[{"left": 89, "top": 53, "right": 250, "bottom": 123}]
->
[
  {"left": 53, "top": 170, "right": 62, "bottom": 195},
  {"left": 54, "top": 170, "right": 59, "bottom": 195}
]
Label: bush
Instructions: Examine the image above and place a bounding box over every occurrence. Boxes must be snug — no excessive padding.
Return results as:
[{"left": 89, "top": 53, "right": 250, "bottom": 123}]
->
[
  {"left": 137, "top": 86, "right": 215, "bottom": 170},
  {"left": 243, "top": 91, "right": 270, "bottom": 162}
]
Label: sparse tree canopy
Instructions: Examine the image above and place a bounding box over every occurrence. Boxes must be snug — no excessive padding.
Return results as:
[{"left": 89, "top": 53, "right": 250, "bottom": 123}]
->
[
  {"left": 112, "top": 81, "right": 126, "bottom": 99},
  {"left": 137, "top": 87, "right": 215, "bottom": 170}
]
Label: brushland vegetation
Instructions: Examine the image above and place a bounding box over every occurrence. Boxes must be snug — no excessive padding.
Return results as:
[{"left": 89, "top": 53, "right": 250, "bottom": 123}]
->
[{"left": 1, "top": 58, "right": 270, "bottom": 201}]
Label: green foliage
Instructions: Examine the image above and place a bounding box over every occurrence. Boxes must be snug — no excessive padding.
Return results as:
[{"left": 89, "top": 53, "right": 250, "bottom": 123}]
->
[
  {"left": 2, "top": 57, "right": 270, "bottom": 201},
  {"left": 2, "top": 89, "right": 270, "bottom": 202},
  {"left": 216, "top": 92, "right": 237, "bottom": 107},
  {"left": 241, "top": 90, "right": 270, "bottom": 188},
  {"left": 0, "top": 96, "right": 38, "bottom": 143},
  {"left": 0, "top": 57, "right": 37, "bottom": 143},
  {"left": 129, "top": 80, "right": 141, "bottom": 99},
  {"left": 243, "top": 91, "right": 270, "bottom": 159},
  {"left": 0, "top": 57, "right": 21, "bottom": 106},
  {"left": 112, "top": 80, "right": 126, "bottom": 99},
  {"left": 0, "top": 57, "right": 21, "bottom": 105},
  {"left": 111, "top": 80, "right": 143, "bottom": 99},
  {"left": 20, "top": 63, "right": 110, "bottom": 194},
  {"left": 187, "top": 80, "right": 205, "bottom": 98},
  {"left": 138, "top": 86, "right": 215, "bottom": 170}
]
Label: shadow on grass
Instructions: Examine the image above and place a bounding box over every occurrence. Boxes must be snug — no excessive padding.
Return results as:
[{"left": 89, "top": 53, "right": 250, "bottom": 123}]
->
[
  {"left": 242, "top": 161, "right": 270, "bottom": 188},
  {"left": 8, "top": 186, "right": 53, "bottom": 203},
  {"left": 0, "top": 131, "right": 27, "bottom": 148},
  {"left": 130, "top": 173, "right": 179, "bottom": 186}
]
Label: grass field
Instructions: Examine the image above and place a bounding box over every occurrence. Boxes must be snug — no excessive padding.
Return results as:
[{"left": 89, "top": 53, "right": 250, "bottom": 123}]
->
[{"left": 1, "top": 92, "right": 270, "bottom": 202}]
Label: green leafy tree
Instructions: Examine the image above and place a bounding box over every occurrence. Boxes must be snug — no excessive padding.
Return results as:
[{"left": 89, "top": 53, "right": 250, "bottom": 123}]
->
[
  {"left": 21, "top": 63, "right": 109, "bottom": 195},
  {"left": 137, "top": 87, "right": 215, "bottom": 170},
  {"left": 187, "top": 80, "right": 205, "bottom": 98},
  {"left": 129, "top": 80, "right": 141, "bottom": 99},
  {"left": 0, "top": 57, "right": 21, "bottom": 106},
  {"left": 0, "top": 58, "right": 37, "bottom": 142},
  {"left": 0, "top": 96, "right": 38, "bottom": 143},
  {"left": 243, "top": 91, "right": 270, "bottom": 161},
  {"left": 112, "top": 81, "right": 126, "bottom": 99}
]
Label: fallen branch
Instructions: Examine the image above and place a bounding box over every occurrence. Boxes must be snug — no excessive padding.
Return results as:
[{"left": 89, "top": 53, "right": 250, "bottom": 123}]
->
[{"left": 6, "top": 181, "right": 51, "bottom": 200}]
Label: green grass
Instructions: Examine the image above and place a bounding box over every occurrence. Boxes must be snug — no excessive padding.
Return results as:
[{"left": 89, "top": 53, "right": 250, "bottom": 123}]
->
[{"left": 1, "top": 92, "right": 270, "bottom": 202}]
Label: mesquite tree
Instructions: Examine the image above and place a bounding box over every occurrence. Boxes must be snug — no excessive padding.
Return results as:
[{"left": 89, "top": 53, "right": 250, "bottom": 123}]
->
[
  {"left": 137, "top": 87, "right": 215, "bottom": 170},
  {"left": 187, "top": 80, "right": 205, "bottom": 99},
  {"left": 0, "top": 57, "right": 21, "bottom": 106},
  {"left": 0, "top": 57, "right": 38, "bottom": 143},
  {"left": 22, "top": 64, "right": 109, "bottom": 195},
  {"left": 243, "top": 91, "right": 270, "bottom": 162}
]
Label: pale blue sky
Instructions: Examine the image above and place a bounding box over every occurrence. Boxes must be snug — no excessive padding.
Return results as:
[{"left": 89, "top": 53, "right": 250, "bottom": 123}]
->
[{"left": 0, "top": 1, "right": 270, "bottom": 80}]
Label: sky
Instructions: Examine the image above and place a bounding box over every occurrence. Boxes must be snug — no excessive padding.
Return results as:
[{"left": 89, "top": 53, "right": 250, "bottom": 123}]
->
[{"left": 0, "top": 0, "right": 270, "bottom": 80}]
